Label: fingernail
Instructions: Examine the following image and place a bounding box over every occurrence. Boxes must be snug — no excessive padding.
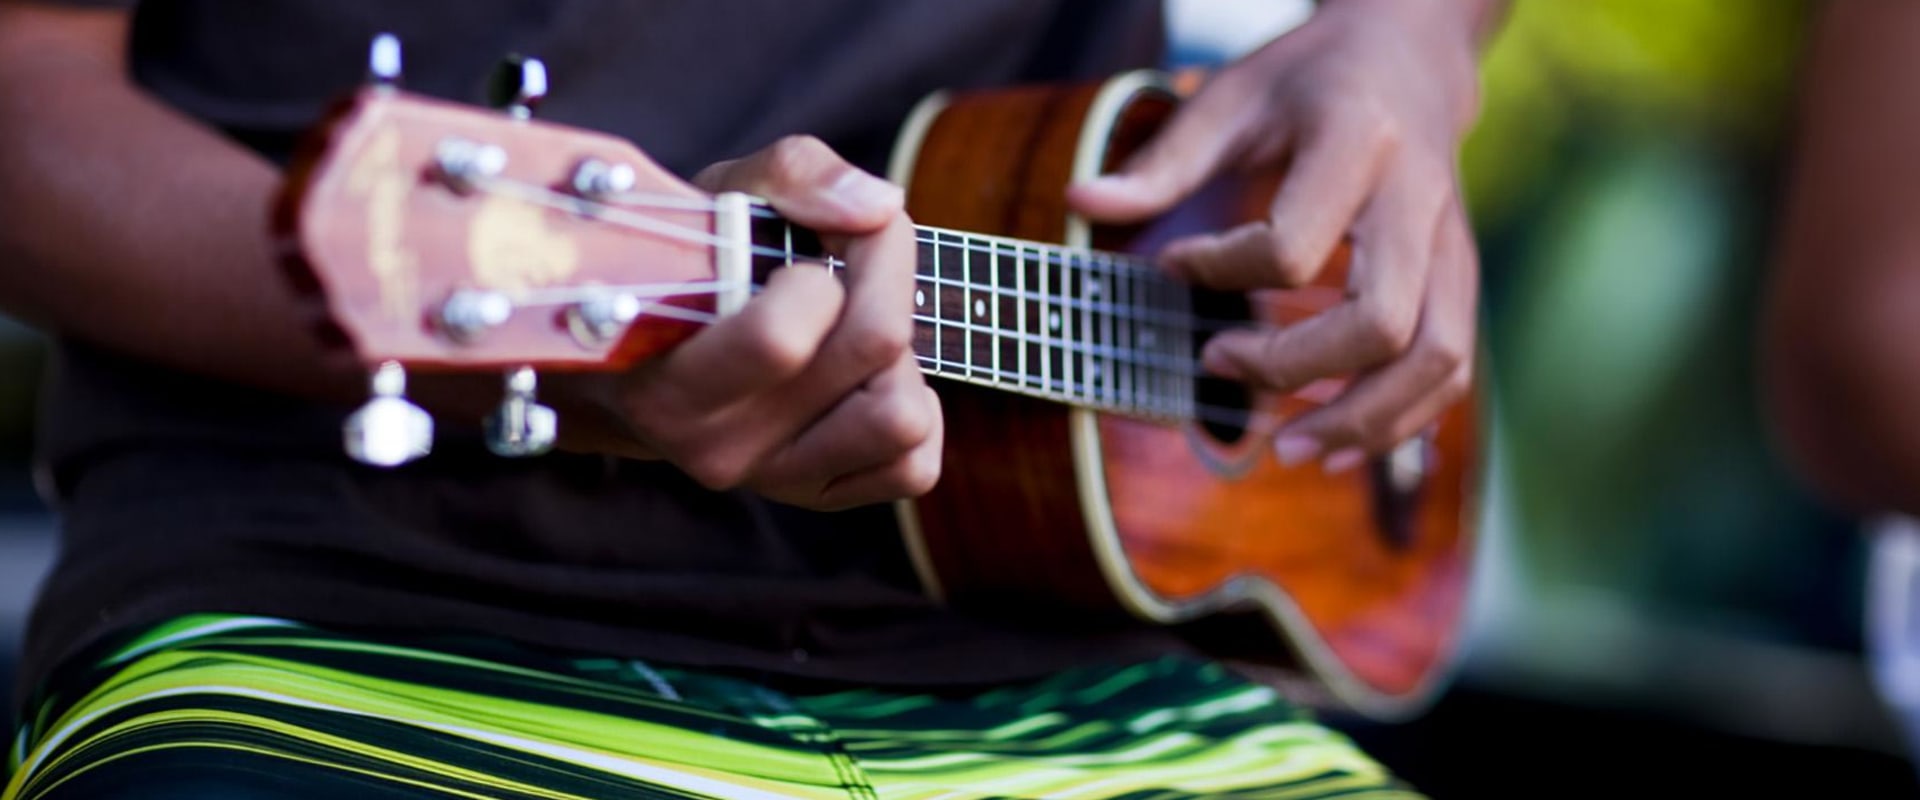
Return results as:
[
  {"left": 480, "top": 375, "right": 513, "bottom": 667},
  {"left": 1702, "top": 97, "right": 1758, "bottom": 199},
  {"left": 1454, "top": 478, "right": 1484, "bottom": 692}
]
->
[
  {"left": 1274, "top": 435, "right": 1322, "bottom": 467},
  {"left": 1077, "top": 174, "right": 1133, "bottom": 194},
  {"left": 1201, "top": 344, "right": 1242, "bottom": 380},
  {"left": 832, "top": 170, "right": 903, "bottom": 215},
  {"left": 1323, "top": 448, "right": 1367, "bottom": 475}
]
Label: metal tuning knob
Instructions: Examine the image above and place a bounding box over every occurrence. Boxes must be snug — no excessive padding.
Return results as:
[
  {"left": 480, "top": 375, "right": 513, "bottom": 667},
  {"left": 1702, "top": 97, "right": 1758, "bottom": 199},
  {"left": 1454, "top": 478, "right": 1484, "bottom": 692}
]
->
[
  {"left": 344, "top": 361, "right": 434, "bottom": 467},
  {"left": 488, "top": 53, "right": 548, "bottom": 120},
  {"left": 436, "top": 288, "right": 513, "bottom": 344},
  {"left": 565, "top": 291, "right": 643, "bottom": 348},
  {"left": 484, "top": 367, "right": 557, "bottom": 458},
  {"left": 571, "top": 159, "right": 637, "bottom": 200},
  {"left": 367, "top": 32, "right": 402, "bottom": 86}
]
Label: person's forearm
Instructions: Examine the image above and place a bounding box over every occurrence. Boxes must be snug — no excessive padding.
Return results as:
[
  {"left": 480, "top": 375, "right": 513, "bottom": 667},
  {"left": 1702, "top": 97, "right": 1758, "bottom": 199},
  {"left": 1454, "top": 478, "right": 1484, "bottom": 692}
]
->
[
  {"left": 1323, "top": 0, "right": 1508, "bottom": 48},
  {"left": 1763, "top": 1, "right": 1920, "bottom": 516},
  {"left": 0, "top": 9, "right": 364, "bottom": 404},
  {"left": 1467, "top": 0, "right": 1511, "bottom": 50}
]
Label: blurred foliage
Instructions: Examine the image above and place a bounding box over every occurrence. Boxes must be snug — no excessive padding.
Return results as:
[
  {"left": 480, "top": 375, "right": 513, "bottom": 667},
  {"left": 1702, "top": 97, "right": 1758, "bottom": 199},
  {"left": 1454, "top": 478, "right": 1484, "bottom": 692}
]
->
[
  {"left": 1465, "top": 0, "right": 1810, "bottom": 230},
  {"left": 1461, "top": 0, "right": 1863, "bottom": 650}
]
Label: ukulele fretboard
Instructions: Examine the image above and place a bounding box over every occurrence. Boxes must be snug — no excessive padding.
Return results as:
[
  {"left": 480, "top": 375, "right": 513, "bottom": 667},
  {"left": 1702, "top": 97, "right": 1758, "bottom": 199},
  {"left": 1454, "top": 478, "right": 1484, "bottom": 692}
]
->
[{"left": 752, "top": 216, "right": 1199, "bottom": 420}]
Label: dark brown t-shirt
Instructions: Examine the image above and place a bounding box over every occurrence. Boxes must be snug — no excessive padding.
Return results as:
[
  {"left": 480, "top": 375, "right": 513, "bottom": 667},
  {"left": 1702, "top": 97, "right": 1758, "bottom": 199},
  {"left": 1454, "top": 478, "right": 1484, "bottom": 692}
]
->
[{"left": 20, "top": 0, "right": 1180, "bottom": 702}]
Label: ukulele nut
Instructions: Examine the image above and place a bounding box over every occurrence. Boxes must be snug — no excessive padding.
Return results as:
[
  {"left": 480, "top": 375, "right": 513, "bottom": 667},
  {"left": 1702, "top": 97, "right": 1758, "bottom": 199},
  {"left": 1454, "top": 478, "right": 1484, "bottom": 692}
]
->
[
  {"left": 571, "top": 159, "right": 637, "bottom": 199},
  {"left": 434, "top": 138, "right": 507, "bottom": 193},
  {"left": 565, "top": 292, "right": 644, "bottom": 348},
  {"left": 436, "top": 289, "right": 514, "bottom": 344}
]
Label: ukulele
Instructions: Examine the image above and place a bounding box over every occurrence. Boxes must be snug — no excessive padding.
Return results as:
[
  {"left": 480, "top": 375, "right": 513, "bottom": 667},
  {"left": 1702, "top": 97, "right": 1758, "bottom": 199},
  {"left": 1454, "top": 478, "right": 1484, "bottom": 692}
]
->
[{"left": 279, "top": 36, "right": 1483, "bottom": 721}]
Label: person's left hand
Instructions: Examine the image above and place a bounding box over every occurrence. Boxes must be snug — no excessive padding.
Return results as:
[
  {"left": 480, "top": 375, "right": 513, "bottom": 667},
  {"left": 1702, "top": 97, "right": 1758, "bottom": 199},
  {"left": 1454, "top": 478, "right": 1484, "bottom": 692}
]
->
[{"left": 1069, "top": 0, "right": 1498, "bottom": 474}]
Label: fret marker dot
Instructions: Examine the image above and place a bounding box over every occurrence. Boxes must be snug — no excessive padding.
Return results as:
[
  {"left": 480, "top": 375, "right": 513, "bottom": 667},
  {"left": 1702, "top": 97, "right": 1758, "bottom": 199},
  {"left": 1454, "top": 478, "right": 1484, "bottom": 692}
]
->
[
  {"left": 915, "top": 289, "right": 925, "bottom": 308},
  {"left": 1049, "top": 312, "right": 1062, "bottom": 332},
  {"left": 974, "top": 299, "right": 987, "bottom": 318},
  {"left": 1086, "top": 279, "right": 1102, "bottom": 299}
]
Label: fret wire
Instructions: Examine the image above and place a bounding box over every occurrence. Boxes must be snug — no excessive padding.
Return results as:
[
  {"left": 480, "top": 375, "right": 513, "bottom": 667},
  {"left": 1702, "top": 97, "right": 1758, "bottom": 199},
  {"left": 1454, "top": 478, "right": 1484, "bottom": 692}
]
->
[
  {"left": 1139, "top": 262, "right": 1154, "bottom": 417},
  {"left": 925, "top": 239, "right": 933, "bottom": 374},
  {"left": 1121, "top": 253, "right": 1128, "bottom": 414},
  {"left": 989, "top": 239, "right": 1002, "bottom": 386},
  {"left": 961, "top": 235, "right": 975, "bottom": 382},
  {"left": 1128, "top": 260, "right": 1144, "bottom": 414},
  {"left": 1178, "top": 282, "right": 1195, "bottom": 416},
  {"left": 1104, "top": 257, "right": 1117, "bottom": 404},
  {"left": 1159, "top": 275, "right": 1175, "bottom": 418},
  {"left": 1081, "top": 253, "right": 1097, "bottom": 406},
  {"left": 1039, "top": 243, "right": 1053, "bottom": 398},
  {"left": 1014, "top": 243, "right": 1027, "bottom": 391},
  {"left": 1064, "top": 251, "right": 1079, "bottom": 404}
]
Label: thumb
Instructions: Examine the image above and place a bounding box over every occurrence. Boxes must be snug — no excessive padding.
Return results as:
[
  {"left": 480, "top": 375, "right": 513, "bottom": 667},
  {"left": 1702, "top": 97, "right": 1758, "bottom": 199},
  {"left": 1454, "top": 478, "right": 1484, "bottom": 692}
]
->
[{"left": 1066, "top": 89, "right": 1243, "bottom": 223}]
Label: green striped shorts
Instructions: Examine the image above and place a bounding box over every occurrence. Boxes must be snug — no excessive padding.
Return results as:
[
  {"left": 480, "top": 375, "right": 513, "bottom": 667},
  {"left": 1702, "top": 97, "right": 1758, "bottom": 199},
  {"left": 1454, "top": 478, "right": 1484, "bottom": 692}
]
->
[{"left": 4, "top": 615, "right": 1420, "bottom": 799}]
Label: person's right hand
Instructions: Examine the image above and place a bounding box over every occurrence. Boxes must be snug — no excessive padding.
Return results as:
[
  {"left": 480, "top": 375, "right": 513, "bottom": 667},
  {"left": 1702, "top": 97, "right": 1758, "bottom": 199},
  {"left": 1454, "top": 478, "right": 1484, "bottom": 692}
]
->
[{"left": 589, "top": 136, "right": 944, "bottom": 511}]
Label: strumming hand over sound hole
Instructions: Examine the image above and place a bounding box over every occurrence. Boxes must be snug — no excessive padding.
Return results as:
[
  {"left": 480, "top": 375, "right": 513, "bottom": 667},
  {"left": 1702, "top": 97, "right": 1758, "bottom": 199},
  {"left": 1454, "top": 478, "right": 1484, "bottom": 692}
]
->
[{"left": 1189, "top": 287, "right": 1255, "bottom": 446}]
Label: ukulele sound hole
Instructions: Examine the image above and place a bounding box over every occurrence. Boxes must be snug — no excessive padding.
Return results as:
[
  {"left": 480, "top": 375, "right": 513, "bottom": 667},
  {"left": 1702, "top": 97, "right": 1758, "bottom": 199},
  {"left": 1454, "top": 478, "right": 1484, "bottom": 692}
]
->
[{"left": 1191, "top": 288, "right": 1254, "bottom": 446}]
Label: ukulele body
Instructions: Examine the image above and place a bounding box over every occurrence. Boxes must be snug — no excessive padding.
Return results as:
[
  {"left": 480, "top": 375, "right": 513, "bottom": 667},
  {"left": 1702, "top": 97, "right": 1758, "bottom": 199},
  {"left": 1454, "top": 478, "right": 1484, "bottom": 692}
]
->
[{"left": 887, "top": 72, "right": 1482, "bottom": 720}]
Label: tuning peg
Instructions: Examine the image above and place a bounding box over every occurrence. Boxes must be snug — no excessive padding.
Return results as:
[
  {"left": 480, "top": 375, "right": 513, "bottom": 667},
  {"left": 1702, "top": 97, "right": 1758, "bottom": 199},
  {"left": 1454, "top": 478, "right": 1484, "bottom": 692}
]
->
[
  {"left": 436, "top": 288, "right": 513, "bottom": 344},
  {"left": 488, "top": 54, "right": 548, "bottom": 120},
  {"left": 368, "top": 32, "right": 403, "bottom": 86},
  {"left": 564, "top": 291, "right": 643, "bottom": 348},
  {"left": 484, "top": 367, "right": 557, "bottom": 457},
  {"left": 571, "top": 159, "right": 637, "bottom": 200},
  {"left": 344, "top": 361, "right": 433, "bottom": 467}
]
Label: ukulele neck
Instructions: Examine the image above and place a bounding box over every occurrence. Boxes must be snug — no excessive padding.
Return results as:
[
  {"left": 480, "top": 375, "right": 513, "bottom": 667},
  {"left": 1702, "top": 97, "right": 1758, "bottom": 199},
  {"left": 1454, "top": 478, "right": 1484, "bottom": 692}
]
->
[{"left": 748, "top": 213, "right": 1199, "bottom": 420}]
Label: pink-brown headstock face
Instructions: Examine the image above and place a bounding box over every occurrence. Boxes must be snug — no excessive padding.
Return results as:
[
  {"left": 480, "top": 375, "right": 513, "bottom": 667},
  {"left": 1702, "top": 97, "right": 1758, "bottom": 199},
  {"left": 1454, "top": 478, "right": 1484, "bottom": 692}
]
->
[{"left": 278, "top": 80, "right": 729, "bottom": 374}]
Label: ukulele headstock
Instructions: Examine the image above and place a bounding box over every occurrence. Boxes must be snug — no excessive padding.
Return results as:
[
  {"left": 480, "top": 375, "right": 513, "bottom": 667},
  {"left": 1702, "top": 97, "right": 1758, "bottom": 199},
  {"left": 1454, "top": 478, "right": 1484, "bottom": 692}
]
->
[{"left": 278, "top": 34, "right": 755, "bottom": 465}]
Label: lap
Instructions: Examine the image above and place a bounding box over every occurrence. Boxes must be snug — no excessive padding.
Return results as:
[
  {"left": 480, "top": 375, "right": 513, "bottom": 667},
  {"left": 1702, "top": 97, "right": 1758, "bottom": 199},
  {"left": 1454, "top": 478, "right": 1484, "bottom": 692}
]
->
[{"left": 4, "top": 615, "right": 1419, "bottom": 800}]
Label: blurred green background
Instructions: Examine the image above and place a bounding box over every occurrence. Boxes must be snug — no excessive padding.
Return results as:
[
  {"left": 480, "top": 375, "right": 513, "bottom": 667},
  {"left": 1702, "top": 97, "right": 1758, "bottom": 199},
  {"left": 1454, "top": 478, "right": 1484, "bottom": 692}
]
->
[
  {"left": 2, "top": 1, "right": 1915, "bottom": 796},
  {"left": 1180, "top": 0, "right": 1911, "bottom": 795},
  {"left": 1462, "top": 0, "right": 1859, "bottom": 712}
]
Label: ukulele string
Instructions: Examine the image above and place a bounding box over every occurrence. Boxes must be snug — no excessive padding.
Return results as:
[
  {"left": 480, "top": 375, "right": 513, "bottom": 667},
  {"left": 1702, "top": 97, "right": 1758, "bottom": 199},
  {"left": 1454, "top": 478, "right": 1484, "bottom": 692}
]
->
[
  {"left": 479, "top": 176, "right": 1289, "bottom": 336},
  {"left": 503, "top": 278, "right": 1213, "bottom": 377},
  {"left": 463, "top": 177, "right": 1337, "bottom": 425}
]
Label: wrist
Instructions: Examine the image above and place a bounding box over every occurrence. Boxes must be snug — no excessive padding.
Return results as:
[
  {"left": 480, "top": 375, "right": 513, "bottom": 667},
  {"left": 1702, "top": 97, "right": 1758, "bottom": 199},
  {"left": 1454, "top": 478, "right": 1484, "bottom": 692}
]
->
[
  {"left": 1309, "top": 0, "right": 1493, "bottom": 133},
  {"left": 1319, "top": 0, "right": 1503, "bottom": 51}
]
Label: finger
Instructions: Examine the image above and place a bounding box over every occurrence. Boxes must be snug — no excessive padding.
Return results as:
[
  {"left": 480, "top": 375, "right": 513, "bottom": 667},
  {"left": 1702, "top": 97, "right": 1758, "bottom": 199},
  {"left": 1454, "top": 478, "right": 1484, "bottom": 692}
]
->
[
  {"left": 694, "top": 135, "right": 903, "bottom": 233},
  {"left": 1201, "top": 164, "right": 1446, "bottom": 391},
  {"left": 714, "top": 195, "right": 917, "bottom": 462},
  {"left": 648, "top": 263, "right": 844, "bottom": 409},
  {"left": 1276, "top": 201, "right": 1479, "bottom": 470},
  {"left": 812, "top": 389, "right": 946, "bottom": 511},
  {"left": 1065, "top": 75, "right": 1251, "bottom": 223},
  {"left": 1164, "top": 109, "right": 1395, "bottom": 290},
  {"left": 753, "top": 356, "right": 938, "bottom": 488},
  {"left": 806, "top": 206, "right": 920, "bottom": 400}
]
